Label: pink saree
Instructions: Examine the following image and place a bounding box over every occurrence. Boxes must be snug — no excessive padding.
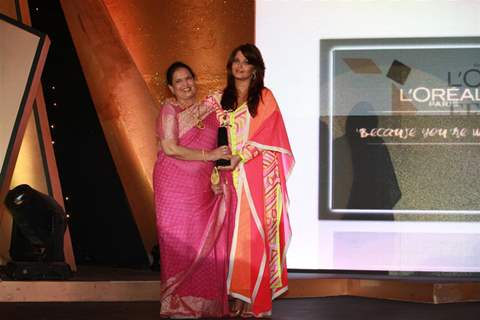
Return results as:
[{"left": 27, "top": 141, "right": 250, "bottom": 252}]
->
[{"left": 153, "top": 102, "right": 232, "bottom": 318}]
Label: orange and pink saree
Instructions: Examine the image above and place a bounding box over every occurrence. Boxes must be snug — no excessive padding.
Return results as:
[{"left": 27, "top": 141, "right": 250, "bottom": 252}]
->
[{"left": 208, "top": 88, "right": 294, "bottom": 317}]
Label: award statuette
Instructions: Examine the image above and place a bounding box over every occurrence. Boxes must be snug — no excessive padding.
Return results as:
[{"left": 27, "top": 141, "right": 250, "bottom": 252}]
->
[{"left": 216, "top": 127, "right": 230, "bottom": 167}]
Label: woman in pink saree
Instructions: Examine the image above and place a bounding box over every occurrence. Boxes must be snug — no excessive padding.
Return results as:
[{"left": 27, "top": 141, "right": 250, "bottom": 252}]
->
[{"left": 153, "top": 62, "right": 233, "bottom": 318}]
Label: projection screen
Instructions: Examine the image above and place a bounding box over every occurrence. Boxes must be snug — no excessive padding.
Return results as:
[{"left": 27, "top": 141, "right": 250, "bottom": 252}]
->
[{"left": 256, "top": 0, "right": 480, "bottom": 272}]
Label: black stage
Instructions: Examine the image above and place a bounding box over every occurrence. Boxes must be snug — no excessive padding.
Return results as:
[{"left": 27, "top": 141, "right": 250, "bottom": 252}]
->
[{"left": 2, "top": 296, "right": 480, "bottom": 320}]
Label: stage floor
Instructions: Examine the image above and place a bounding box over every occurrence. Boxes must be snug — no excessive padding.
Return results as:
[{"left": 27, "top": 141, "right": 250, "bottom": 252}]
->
[
  {"left": 2, "top": 266, "right": 480, "bottom": 304},
  {"left": 2, "top": 296, "right": 480, "bottom": 320}
]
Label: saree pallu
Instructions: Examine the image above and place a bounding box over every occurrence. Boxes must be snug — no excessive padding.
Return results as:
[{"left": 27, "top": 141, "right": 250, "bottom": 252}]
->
[
  {"left": 153, "top": 103, "right": 232, "bottom": 318},
  {"left": 208, "top": 88, "right": 295, "bottom": 317}
]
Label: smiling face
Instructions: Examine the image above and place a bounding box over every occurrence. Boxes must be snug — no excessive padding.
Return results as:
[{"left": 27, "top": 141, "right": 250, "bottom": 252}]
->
[
  {"left": 168, "top": 67, "right": 197, "bottom": 104},
  {"left": 231, "top": 50, "right": 255, "bottom": 81}
]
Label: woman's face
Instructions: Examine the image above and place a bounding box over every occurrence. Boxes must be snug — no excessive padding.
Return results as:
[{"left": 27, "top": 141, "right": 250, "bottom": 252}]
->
[
  {"left": 231, "top": 50, "right": 255, "bottom": 81},
  {"left": 168, "top": 67, "right": 197, "bottom": 103}
]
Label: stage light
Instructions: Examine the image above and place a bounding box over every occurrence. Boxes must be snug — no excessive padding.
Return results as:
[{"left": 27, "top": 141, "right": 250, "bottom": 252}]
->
[{"left": 4, "top": 184, "right": 72, "bottom": 280}]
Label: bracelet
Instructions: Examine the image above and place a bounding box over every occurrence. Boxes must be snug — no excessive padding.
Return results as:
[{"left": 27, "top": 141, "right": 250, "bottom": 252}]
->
[
  {"left": 238, "top": 152, "right": 246, "bottom": 162},
  {"left": 202, "top": 149, "right": 207, "bottom": 162}
]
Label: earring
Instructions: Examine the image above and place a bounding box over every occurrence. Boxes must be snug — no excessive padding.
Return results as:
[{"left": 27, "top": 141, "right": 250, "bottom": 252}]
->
[{"left": 252, "top": 71, "right": 257, "bottom": 81}]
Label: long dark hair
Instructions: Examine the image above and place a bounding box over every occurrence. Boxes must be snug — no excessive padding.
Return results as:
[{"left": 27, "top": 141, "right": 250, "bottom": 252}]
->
[
  {"left": 220, "top": 44, "right": 265, "bottom": 117},
  {"left": 166, "top": 61, "right": 196, "bottom": 85}
]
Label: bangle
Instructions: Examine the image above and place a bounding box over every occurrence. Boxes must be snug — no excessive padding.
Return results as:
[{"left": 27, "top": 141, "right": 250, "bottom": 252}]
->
[
  {"left": 202, "top": 149, "right": 207, "bottom": 162},
  {"left": 238, "top": 152, "right": 246, "bottom": 162}
]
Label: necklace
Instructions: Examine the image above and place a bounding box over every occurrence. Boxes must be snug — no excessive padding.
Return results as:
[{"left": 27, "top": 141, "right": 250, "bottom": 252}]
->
[
  {"left": 194, "top": 104, "right": 205, "bottom": 129},
  {"left": 177, "top": 101, "right": 205, "bottom": 129}
]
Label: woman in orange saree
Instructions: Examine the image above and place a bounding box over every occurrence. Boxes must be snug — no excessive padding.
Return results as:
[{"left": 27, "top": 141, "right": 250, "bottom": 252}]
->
[
  {"left": 153, "top": 62, "right": 233, "bottom": 318},
  {"left": 208, "top": 44, "right": 295, "bottom": 317}
]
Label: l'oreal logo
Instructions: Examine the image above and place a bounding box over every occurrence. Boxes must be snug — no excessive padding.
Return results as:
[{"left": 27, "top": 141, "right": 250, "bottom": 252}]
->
[{"left": 399, "top": 67, "right": 480, "bottom": 107}]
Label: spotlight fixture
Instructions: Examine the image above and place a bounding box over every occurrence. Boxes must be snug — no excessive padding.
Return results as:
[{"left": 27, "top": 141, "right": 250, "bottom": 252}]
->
[{"left": 4, "top": 184, "right": 72, "bottom": 280}]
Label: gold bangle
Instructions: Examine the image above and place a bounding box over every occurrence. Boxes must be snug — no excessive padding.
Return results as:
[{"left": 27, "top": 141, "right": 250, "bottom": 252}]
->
[{"left": 202, "top": 149, "right": 206, "bottom": 162}]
